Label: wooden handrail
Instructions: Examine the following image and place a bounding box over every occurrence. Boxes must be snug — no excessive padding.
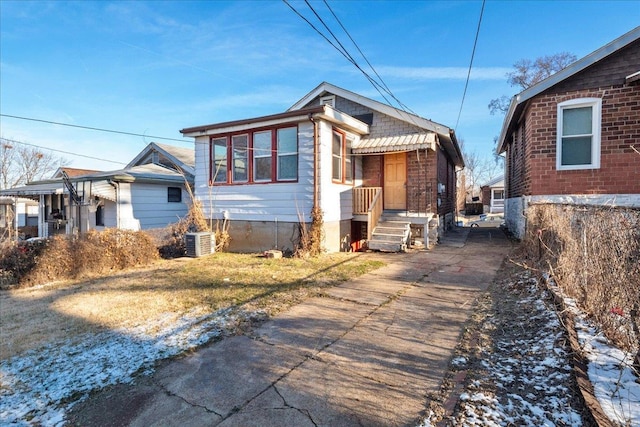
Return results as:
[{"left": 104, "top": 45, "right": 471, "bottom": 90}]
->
[
  {"left": 367, "top": 189, "right": 383, "bottom": 240},
  {"left": 353, "top": 187, "right": 382, "bottom": 214}
]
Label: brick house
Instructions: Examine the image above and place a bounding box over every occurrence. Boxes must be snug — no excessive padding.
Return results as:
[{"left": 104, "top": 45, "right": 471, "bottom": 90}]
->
[
  {"left": 480, "top": 175, "right": 504, "bottom": 214},
  {"left": 497, "top": 27, "right": 640, "bottom": 238},
  {"left": 180, "top": 82, "right": 463, "bottom": 253}
]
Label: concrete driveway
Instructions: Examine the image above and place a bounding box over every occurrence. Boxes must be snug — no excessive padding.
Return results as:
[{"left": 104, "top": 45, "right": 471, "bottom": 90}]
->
[{"left": 67, "top": 227, "right": 513, "bottom": 427}]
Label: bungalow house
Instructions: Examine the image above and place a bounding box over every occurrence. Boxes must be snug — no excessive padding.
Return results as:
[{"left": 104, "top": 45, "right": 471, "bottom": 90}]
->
[
  {"left": 480, "top": 175, "right": 505, "bottom": 214},
  {"left": 180, "top": 82, "right": 464, "bottom": 253},
  {"left": 497, "top": 26, "right": 640, "bottom": 239},
  {"left": 0, "top": 142, "right": 194, "bottom": 238}
]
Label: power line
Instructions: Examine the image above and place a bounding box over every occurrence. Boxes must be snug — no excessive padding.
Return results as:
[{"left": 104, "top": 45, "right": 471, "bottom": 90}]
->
[
  {"left": 321, "top": 0, "right": 417, "bottom": 116},
  {"left": 284, "top": 0, "right": 418, "bottom": 122},
  {"left": 0, "top": 114, "right": 189, "bottom": 143},
  {"left": 1, "top": 137, "right": 127, "bottom": 165},
  {"left": 455, "top": 0, "right": 485, "bottom": 131}
]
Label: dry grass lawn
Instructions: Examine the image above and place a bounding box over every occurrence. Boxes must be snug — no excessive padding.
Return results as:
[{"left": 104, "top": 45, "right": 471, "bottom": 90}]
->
[{"left": 0, "top": 252, "right": 385, "bottom": 360}]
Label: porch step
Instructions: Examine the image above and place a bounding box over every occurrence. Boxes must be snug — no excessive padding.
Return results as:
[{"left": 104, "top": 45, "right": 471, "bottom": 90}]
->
[{"left": 368, "top": 221, "right": 411, "bottom": 252}]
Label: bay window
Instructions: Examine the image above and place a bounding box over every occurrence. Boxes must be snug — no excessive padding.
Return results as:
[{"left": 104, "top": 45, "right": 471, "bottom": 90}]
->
[{"left": 208, "top": 126, "right": 298, "bottom": 185}]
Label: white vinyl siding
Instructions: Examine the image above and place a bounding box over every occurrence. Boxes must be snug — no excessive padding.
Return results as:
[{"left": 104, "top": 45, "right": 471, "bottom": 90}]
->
[
  {"left": 194, "top": 122, "right": 314, "bottom": 223},
  {"left": 123, "top": 183, "right": 188, "bottom": 229},
  {"left": 556, "top": 98, "right": 601, "bottom": 170}
]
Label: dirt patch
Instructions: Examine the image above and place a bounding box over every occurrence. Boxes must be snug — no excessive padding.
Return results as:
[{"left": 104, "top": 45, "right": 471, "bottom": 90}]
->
[{"left": 424, "top": 255, "right": 595, "bottom": 426}]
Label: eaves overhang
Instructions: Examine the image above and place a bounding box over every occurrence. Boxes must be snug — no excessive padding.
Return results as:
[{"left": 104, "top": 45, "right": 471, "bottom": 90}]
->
[{"left": 180, "top": 106, "right": 326, "bottom": 137}]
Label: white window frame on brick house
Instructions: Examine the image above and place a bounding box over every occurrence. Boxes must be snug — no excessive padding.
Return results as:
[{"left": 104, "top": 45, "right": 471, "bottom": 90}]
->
[{"left": 556, "top": 98, "right": 601, "bottom": 171}]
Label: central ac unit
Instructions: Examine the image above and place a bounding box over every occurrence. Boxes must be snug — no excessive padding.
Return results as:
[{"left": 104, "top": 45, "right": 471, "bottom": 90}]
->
[{"left": 185, "top": 232, "right": 215, "bottom": 257}]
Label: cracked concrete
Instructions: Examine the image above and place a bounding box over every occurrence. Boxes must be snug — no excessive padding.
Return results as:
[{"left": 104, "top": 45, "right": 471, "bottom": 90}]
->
[{"left": 66, "top": 227, "right": 513, "bottom": 427}]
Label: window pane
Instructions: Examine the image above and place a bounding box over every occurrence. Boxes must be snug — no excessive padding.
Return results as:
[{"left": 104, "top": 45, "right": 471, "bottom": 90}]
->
[
  {"left": 345, "top": 156, "right": 352, "bottom": 182},
  {"left": 562, "top": 136, "right": 592, "bottom": 165},
  {"left": 332, "top": 156, "right": 341, "bottom": 180},
  {"left": 168, "top": 187, "right": 182, "bottom": 203},
  {"left": 213, "top": 138, "right": 227, "bottom": 183},
  {"left": 278, "top": 155, "right": 297, "bottom": 180},
  {"left": 333, "top": 131, "right": 343, "bottom": 181},
  {"left": 255, "top": 157, "right": 272, "bottom": 181},
  {"left": 253, "top": 131, "right": 271, "bottom": 156},
  {"left": 277, "top": 127, "right": 297, "bottom": 153},
  {"left": 333, "top": 132, "right": 342, "bottom": 156},
  {"left": 563, "top": 107, "right": 592, "bottom": 136},
  {"left": 232, "top": 135, "right": 248, "bottom": 182}
]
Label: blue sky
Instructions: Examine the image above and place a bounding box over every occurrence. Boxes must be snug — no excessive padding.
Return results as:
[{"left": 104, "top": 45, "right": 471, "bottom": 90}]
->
[{"left": 1, "top": 0, "right": 638, "bottom": 171}]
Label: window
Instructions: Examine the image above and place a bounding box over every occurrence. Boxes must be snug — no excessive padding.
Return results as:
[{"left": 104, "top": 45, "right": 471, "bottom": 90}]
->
[
  {"left": 211, "top": 137, "right": 228, "bottom": 184},
  {"left": 493, "top": 189, "right": 504, "bottom": 200},
  {"left": 332, "top": 131, "right": 343, "bottom": 181},
  {"left": 232, "top": 134, "right": 248, "bottom": 182},
  {"left": 277, "top": 127, "right": 298, "bottom": 181},
  {"left": 332, "top": 129, "right": 353, "bottom": 184},
  {"left": 168, "top": 187, "right": 182, "bottom": 203},
  {"left": 209, "top": 126, "right": 298, "bottom": 184},
  {"left": 557, "top": 98, "right": 601, "bottom": 170},
  {"left": 253, "top": 130, "right": 272, "bottom": 182}
]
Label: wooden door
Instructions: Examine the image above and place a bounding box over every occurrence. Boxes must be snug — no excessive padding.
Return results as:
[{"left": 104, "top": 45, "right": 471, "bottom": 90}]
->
[{"left": 383, "top": 153, "right": 406, "bottom": 209}]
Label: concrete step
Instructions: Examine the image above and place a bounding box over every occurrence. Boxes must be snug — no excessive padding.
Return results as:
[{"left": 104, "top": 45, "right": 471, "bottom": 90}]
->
[{"left": 368, "top": 221, "right": 411, "bottom": 252}]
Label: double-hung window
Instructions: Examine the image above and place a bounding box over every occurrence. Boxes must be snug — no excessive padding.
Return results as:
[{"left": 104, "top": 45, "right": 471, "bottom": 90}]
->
[
  {"left": 332, "top": 129, "right": 353, "bottom": 184},
  {"left": 277, "top": 127, "right": 298, "bottom": 181},
  {"left": 556, "top": 98, "right": 601, "bottom": 170},
  {"left": 253, "top": 130, "right": 272, "bottom": 182},
  {"left": 211, "top": 137, "right": 228, "bottom": 184},
  {"left": 232, "top": 134, "right": 248, "bottom": 182}
]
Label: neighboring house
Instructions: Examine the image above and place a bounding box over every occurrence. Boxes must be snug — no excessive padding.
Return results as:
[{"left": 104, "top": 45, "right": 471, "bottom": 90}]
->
[
  {"left": 497, "top": 27, "right": 640, "bottom": 239},
  {"left": 0, "top": 143, "right": 194, "bottom": 238},
  {"left": 180, "top": 82, "right": 464, "bottom": 253},
  {"left": 480, "top": 175, "right": 505, "bottom": 214}
]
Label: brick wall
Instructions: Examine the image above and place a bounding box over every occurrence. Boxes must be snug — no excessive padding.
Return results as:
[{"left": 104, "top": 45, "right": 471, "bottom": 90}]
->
[
  {"left": 505, "top": 38, "right": 640, "bottom": 198},
  {"left": 362, "top": 155, "right": 382, "bottom": 187},
  {"left": 406, "top": 149, "right": 434, "bottom": 212},
  {"left": 516, "top": 85, "right": 640, "bottom": 196}
]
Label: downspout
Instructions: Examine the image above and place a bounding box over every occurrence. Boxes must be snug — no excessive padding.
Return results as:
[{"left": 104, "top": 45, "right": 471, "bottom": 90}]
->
[{"left": 308, "top": 114, "right": 319, "bottom": 210}]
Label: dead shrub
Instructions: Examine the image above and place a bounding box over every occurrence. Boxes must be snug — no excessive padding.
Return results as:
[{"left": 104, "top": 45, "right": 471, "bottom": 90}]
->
[
  {"left": 0, "top": 229, "right": 159, "bottom": 288},
  {"left": 524, "top": 203, "right": 640, "bottom": 357},
  {"left": 294, "top": 206, "right": 324, "bottom": 258}
]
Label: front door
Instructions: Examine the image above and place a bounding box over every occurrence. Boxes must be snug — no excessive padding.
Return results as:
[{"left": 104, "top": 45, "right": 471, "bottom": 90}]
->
[{"left": 383, "top": 153, "right": 406, "bottom": 210}]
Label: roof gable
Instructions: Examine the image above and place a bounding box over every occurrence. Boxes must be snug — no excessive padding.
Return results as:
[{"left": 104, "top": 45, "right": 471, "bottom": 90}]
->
[
  {"left": 126, "top": 142, "right": 195, "bottom": 177},
  {"left": 290, "top": 82, "right": 463, "bottom": 167},
  {"left": 289, "top": 82, "right": 453, "bottom": 136},
  {"left": 499, "top": 26, "right": 640, "bottom": 153}
]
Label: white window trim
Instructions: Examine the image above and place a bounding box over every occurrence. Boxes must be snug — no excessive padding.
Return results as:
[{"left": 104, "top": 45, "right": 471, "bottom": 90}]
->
[{"left": 556, "top": 97, "right": 601, "bottom": 171}]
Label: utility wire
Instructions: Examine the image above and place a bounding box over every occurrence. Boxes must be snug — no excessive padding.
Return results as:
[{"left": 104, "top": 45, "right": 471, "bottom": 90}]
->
[
  {"left": 455, "top": 0, "right": 485, "bottom": 131},
  {"left": 322, "top": 0, "right": 417, "bottom": 116},
  {"left": 1, "top": 114, "right": 189, "bottom": 143},
  {"left": 1, "top": 137, "right": 127, "bottom": 165},
  {"left": 284, "top": 0, "right": 421, "bottom": 127}
]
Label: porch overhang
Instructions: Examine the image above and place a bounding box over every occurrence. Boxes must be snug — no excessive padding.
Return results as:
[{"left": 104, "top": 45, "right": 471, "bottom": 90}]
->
[
  {"left": 0, "top": 183, "right": 65, "bottom": 197},
  {"left": 352, "top": 132, "right": 436, "bottom": 154}
]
